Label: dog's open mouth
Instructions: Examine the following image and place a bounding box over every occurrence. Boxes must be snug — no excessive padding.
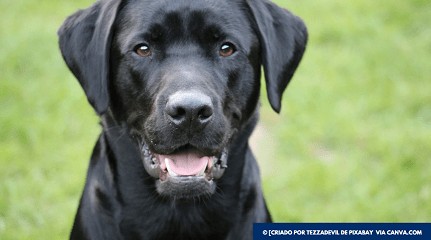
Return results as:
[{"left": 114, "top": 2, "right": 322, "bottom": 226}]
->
[{"left": 141, "top": 144, "right": 228, "bottom": 198}]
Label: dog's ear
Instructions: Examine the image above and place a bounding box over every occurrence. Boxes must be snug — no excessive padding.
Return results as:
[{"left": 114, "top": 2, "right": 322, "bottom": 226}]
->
[
  {"left": 58, "top": 0, "right": 122, "bottom": 115},
  {"left": 246, "top": 0, "right": 308, "bottom": 113}
]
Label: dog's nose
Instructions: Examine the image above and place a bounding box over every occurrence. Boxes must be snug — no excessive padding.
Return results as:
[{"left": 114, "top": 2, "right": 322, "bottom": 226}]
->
[{"left": 165, "top": 91, "right": 213, "bottom": 128}]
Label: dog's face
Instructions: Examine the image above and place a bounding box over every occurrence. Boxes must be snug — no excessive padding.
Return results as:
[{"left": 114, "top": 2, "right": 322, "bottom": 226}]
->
[
  {"left": 59, "top": 0, "right": 307, "bottom": 199},
  {"left": 109, "top": 0, "right": 260, "bottom": 198}
]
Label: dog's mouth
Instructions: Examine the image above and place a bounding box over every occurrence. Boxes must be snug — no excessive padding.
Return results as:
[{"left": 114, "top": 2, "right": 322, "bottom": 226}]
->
[
  {"left": 142, "top": 144, "right": 228, "bottom": 180},
  {"left": 140, "top": 144, "right": 228, "bottom": 199}
]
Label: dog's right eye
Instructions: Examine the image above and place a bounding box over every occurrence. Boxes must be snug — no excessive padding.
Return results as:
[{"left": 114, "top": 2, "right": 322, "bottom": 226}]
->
[{"left": 134, "top": 44, "right": 152, "bottom": 57}]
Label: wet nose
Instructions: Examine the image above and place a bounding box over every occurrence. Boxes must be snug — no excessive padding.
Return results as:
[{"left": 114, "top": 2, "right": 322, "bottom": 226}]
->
[{"left": 165, "top": 91, "right": 213, "bottom": 128}]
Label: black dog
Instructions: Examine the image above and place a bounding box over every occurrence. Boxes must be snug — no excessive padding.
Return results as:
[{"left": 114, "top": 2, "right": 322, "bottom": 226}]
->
[{"left": 59, "top": 0, "right": 307, "bottom": 239}]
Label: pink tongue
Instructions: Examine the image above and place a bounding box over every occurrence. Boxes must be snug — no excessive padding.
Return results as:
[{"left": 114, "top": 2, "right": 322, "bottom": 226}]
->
[{"left": 161, "top": 152, "right": 209, "bottom": 176}]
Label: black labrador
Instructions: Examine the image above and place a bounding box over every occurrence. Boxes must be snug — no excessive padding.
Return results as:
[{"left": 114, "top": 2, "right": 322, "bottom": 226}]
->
[{"left": 58, "top": 0, "right": 307, "bottom": 239}]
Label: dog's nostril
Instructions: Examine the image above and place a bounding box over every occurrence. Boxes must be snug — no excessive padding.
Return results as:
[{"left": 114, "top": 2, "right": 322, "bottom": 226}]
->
[
  {"left": 169, "top": 106, "right": 186, "bottom": 120},
  {"left": 198, "top": 105, "right": 213, "bottom": 121}
]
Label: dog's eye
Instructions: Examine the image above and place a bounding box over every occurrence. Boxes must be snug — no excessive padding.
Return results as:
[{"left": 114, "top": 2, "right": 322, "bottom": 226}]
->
[
  {"left": 219, "top": 42, "right": 236, "bottom": 57},
  {"left": 135, "top": 44, "right": 152, "bottom": 57}
]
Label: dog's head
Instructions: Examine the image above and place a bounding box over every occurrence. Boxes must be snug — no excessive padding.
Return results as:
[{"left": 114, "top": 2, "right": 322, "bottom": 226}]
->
[{"left": 59, "top": 0, "right": 307, "bottom": 199}]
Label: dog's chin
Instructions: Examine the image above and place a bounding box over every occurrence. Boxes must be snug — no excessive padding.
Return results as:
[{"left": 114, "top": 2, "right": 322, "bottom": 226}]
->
[{"left": 140, "top": 143, "right": 228, "bottom": 199}]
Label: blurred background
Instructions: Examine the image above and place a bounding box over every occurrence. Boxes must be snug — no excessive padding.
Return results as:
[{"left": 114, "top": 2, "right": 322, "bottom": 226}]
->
[{"left": 1, "top": 0, "right": 430, "bottom": 238}]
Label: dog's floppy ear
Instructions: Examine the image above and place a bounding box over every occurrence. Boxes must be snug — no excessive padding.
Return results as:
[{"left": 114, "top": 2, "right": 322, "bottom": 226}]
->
[
  {"left": 58, "top": 0, "right": 122, "bottom": 114},
  {"left": 246, "top": 0, "right": 308, "bottom": 113}
]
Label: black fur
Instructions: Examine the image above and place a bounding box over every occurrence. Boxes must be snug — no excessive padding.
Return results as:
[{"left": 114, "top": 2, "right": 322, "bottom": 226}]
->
[{"left": 59, "top": 0, "right": 307, "bottom": 239}]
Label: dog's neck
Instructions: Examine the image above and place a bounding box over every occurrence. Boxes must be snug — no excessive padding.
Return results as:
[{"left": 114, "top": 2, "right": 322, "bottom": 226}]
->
[{"left": 80, "top": 109, "right": 261, "bottom": 238}]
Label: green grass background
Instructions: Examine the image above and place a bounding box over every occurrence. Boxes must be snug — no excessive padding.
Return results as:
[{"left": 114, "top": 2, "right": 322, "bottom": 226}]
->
[{"left": 1, "top": 0, "right": 430, "bottom": 238}]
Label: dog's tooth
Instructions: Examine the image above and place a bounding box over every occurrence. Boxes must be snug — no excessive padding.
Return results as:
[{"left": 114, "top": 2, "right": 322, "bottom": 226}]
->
[
  {"left": 165, "top": 158, "right": 178, "bottom": 177},
  {"left": 197, "top": 164, "right": 206, "bottom": 176}
]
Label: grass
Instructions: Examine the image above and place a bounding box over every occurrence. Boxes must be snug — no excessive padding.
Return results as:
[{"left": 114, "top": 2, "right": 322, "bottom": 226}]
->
[
  {"left": 260, "top": 0, "right": 431, "bottom": 222},
  {"left": 0, "top": 0, "right": 430, "bottom": 238}
]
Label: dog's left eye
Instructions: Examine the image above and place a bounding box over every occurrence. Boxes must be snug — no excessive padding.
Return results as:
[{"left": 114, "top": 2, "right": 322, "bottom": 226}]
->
[
  {"left": 219, "top": 42, "right": 236, "bottom": 57},
  {"left": 134, "top": 44, "right": 152, "bottom": 57}
]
